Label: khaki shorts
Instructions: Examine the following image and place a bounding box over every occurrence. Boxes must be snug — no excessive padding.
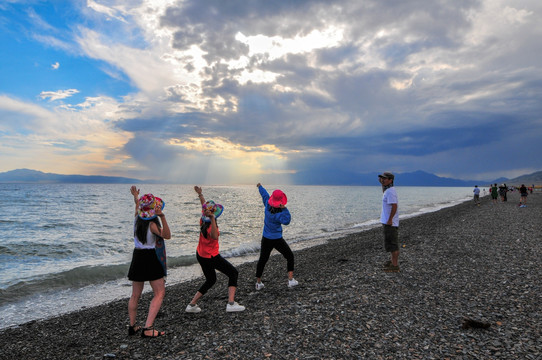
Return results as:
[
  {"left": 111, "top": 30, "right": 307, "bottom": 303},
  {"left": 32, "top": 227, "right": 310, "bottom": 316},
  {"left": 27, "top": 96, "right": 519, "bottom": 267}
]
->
[{"left": 383, "top": 224, "right": 399, "bottom": 252}]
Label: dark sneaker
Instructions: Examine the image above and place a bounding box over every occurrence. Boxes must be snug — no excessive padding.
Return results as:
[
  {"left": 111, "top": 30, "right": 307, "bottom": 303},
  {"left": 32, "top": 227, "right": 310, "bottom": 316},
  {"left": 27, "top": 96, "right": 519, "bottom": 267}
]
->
[{"left": 382, "top": 260, "right": 392, "bottom": 268}]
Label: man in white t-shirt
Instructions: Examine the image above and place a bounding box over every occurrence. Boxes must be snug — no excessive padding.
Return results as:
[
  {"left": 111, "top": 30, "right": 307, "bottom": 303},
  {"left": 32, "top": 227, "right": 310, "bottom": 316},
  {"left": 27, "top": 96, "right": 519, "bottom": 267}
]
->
[{"left": 379, "top": 172, "right": 399, "bottom": 272}]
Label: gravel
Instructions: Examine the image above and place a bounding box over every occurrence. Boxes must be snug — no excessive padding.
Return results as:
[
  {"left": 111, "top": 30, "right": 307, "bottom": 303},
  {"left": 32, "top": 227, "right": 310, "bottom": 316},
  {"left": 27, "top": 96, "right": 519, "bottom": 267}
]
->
[{"left": 1, "top": 191, "right": 540, "bottom": 359}]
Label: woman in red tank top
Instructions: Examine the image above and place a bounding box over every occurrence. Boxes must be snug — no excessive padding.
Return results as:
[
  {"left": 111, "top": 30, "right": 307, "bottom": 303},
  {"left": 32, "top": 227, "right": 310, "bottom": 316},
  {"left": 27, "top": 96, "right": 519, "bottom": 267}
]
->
[{"left": 185, "top": 186, "right": 246, "bottom": 313}]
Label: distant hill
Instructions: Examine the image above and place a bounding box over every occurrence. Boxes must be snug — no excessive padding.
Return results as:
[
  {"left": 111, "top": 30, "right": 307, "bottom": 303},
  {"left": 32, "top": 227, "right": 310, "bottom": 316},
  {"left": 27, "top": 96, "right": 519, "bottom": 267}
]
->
[
  {"left": 386, "top": 170, "right": 482, "bottom": 187},
  {"left": 0, "top": 169, "right": 148, "bottom": 184},
  {"left": 361, "top": 170, "right": 504, "bottom": 187},
  {"left": 504, "top": 170, "right": 542, "bottom": 186},
  {"left": 292, "top": 169, "right": 503, "bottom": 186}
]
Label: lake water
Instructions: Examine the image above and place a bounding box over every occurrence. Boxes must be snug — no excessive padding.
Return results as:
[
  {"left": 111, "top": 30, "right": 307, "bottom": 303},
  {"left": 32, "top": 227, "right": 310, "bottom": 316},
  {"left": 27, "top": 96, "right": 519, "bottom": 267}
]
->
[{"left": 0, "top": 183, "right": 477, "bottom": 329}]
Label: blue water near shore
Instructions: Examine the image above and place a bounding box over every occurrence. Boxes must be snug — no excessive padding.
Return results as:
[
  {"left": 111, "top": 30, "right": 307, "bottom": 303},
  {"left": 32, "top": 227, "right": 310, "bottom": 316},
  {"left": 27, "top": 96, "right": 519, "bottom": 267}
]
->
[{"left": 0, "top": 184, "right": 477, "bottom": 329}]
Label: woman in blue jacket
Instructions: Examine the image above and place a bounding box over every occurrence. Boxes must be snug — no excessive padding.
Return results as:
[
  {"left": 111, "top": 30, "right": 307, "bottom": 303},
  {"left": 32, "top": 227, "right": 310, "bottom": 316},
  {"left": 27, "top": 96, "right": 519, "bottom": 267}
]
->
[{"left": 255, "top": 183, "right": 298, "bottom": 290}]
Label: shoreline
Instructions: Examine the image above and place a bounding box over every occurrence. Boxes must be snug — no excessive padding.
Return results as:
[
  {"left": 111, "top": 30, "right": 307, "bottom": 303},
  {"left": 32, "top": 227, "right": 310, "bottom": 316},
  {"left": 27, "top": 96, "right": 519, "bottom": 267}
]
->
[{"left": 1, "top": 191, "right": 540, "bottom": 359}]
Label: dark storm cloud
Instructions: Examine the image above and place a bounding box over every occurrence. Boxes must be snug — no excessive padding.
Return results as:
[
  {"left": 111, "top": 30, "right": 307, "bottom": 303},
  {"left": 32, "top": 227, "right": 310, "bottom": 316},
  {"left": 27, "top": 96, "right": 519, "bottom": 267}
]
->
[{"left": 123, "top": 0, "right": 542, "bottom": 181}]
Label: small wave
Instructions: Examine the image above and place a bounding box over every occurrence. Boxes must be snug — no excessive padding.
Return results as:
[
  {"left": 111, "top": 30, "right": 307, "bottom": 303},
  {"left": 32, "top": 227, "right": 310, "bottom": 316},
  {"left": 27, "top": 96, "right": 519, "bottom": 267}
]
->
[
  {"left": 166, "top": 254, "right": 198, "bottom": 268},
  {"left": 0, "top": 245, "right": 17, "bottom": 255},
  {"left": 221, "top": 243, "right": 261, "bottom": 258},
  {"left": 402, "top": 197, "right": 470, "bottom": 219},
  {"left": 0, "top": 254, "right": 204, "bottom": 306},
  {"left": 353, "top": 219, "right": 381, "bottom": 228},
  {"left": 41, "top": 222, "right": 76, "bottom": 229},
  {"left": 1, "top": 243, "right": 74, "bottom": 258},
  {"left": 0, "top": 264, "right": 130, "bottom": 305},
  {"left": 0, "top": 219, "right": 17, "bottom": 224}
]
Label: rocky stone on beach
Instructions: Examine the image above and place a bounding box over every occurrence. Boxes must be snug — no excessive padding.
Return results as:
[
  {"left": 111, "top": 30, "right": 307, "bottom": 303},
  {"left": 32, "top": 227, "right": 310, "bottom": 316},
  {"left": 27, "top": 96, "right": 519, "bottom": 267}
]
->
[{"left": 0, "top": 191, "right": 540, "bottom": 359}]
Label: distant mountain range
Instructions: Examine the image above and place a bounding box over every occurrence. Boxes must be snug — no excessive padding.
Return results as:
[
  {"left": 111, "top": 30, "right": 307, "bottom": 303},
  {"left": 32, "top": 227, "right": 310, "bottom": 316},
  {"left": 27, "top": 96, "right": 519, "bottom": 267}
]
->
[
  {"left": 0, "top": 169, "right": 149, "bottom": 184},
  {"left": 504, "top": 170, "right": 542, "bottom": 186},
  {"left": 291, "top": 169, "right": 508, "bottom": 186},
  {"left": 0, "top": 168, "right": 540, "bottom": 186}
]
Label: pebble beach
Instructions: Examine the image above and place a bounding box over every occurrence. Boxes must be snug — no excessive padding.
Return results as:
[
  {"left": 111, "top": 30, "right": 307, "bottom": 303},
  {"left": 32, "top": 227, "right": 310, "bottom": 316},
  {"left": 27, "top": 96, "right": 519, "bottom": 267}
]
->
[{"left": 1, "top": 190, "right": 540, "bottom": 360}]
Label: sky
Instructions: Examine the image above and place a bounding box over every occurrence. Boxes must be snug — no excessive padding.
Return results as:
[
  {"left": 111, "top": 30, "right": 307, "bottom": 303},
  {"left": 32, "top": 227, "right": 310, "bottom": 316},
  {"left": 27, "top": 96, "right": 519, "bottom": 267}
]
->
[{"left": 1, "top": 0, "right": 541, "bottom": 185}]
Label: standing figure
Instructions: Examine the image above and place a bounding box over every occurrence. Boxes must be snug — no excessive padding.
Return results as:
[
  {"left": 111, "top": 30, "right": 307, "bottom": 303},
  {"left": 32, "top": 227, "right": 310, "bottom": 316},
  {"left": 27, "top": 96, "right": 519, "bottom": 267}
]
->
[
  {"left": 127, "top": 186, "right": 171, "bottom": 338},
  {"left": 491, "top": 184, "right": 499, "bottom": 204},
  {"left": 255, "top": 183, "right": 298, "bottom": 290},
  {"left": 185, "top": 186, "right": 245, "bottom": 313},
  {"left": 473, "top": 185, "right": 481, "bottom": 206},
  {"left": 498, "top": 184, "right": 507, "bottom": 202},
  {"left": 378, "top": 172, "right": 400, "bottom": 273},
  {"left": 519, "top": 184, "right": 528, "bottom": 207}
]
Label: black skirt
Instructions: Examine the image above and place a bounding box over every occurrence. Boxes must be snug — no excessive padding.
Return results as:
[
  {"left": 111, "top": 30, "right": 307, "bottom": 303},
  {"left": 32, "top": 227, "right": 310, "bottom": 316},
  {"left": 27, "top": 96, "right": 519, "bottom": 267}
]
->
[{"left": 127, "top": 248, "right": 165, "bottom": 282}]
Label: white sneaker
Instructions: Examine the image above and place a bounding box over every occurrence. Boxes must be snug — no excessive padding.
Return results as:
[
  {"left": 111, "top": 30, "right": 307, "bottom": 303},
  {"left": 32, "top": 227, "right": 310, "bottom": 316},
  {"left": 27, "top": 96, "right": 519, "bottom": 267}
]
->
[
  {"left": 288, "top": 278, "right": 299, "bottom": 288},
  {"left": 185, "top": 304, "right": 201, "bottom": 313},
  {"left": 255, "top": 281, "right": 265, "bottom": 291},
  {"left": 226, "top": 302, "right": 246, "bottom": 312}
]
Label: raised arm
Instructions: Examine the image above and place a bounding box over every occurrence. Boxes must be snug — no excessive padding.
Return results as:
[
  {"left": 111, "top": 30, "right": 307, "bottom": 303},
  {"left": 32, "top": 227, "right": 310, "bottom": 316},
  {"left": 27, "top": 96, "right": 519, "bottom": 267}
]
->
[
  {"left": 194, "top": 186, "right": 206, "bottom": 205},
  {"left": 203, "top": 208, "right": 219, "bottom": 240},
  {"left": 257, "top": 183, "right": 270, "bottom": 205},
  {"left": 130, "top": 186, "right": 140, "bottom": 217}
]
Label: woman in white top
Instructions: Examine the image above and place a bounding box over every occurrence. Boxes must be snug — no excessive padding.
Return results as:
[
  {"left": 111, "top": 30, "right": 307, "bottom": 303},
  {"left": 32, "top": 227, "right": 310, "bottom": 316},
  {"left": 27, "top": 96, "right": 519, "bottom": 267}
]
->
[{"left": 127, "top": 186, "right": 171, "bottom": 338}]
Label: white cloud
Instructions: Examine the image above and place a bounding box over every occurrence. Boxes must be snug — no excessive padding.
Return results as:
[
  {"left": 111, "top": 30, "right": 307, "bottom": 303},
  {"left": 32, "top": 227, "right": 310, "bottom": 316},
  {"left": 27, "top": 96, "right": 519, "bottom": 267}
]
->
[
  {"left": 0, "top": 94, "right": 134, "bottom": 174},
  {"left": 40, "top": 89, "right": 80, "bottom": 101},
  {"left": 0, "top": 95, "right": 54, "bottom": 132},
  {"left": 86, "top": 0, "right": 127, "bottom": 23},
  {"left": 235, "top": 27, "right": 344, "bottom": 61},
  {"left": 32, "top": 34, "right": 75, "bottom": 53},
  {"left": 51, "top": 62, "right": 60, "bottom": 70},
  {"left": 77, "top": 28, "right": 190, "bottom": 96},
  {"left": 237, "top": 69, "right": 280, "bottom": 85}
]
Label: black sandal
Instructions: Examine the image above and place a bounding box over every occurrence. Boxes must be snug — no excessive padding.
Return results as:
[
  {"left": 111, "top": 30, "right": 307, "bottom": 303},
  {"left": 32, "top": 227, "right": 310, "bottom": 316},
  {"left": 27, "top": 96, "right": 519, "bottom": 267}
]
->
[
  {"left": 141, "top": 326, "right": 165, "bottom": 338},
  {"left": 128, "top": 324, "right": 141, "bottom": 336}
]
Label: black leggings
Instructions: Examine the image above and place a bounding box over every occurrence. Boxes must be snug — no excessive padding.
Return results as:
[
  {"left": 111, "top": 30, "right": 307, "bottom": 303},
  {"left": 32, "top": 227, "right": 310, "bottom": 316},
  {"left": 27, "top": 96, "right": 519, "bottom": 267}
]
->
[
  {"left": 196, "top": 252, "right": 238, "bottom": 295},
  {"left": 255, "top": 236, "right": 295, "bottom": 278}
]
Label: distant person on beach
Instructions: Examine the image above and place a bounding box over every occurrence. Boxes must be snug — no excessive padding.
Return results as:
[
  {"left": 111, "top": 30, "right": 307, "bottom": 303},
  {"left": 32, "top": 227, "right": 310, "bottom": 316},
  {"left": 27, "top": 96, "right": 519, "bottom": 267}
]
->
[
  {"left": 255, "top": 183, "right": 298, "bottom": 290},
  {"left": 499, "top": 184, "right": 507, "bottom": 202},
  {"left": 473, "top": 185, "right": 480, "bottom": 205},
  {"left": 378, "top": 172, "right": 400, "bottom": 272},
  {"left": 519, "top": 184, "right": 528, "bottom": 207},
  {"left": 185, "top": 186, "right": 245, "bottom": 313},
  {"left": 127, "top": 186, "right": 171, "bottom": 338},
  {"left": 491, "top": 184, "right": 499, "bottom": 204}
]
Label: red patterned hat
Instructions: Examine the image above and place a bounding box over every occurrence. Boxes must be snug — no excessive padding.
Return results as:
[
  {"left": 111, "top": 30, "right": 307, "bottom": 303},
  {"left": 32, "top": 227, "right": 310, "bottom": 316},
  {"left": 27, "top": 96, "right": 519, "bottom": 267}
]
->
[{"left": 138, "top": 194, "right": 165, "bottom": 220}]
